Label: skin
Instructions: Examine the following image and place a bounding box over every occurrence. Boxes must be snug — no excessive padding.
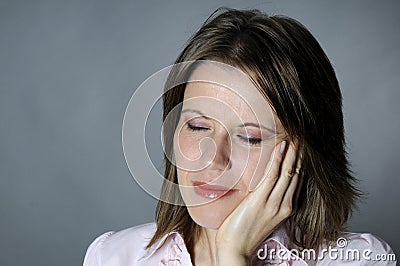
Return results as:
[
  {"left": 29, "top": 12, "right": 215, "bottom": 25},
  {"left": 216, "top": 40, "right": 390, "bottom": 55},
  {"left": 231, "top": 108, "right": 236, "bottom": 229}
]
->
[{"left": 173, "top": 63, "right": 302, "bottom": 265}]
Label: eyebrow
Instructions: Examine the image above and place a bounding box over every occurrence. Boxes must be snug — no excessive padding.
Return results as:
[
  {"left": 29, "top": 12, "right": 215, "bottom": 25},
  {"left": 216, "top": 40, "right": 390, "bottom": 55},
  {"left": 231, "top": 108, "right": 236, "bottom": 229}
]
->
[
  {"left": 181, "top": 108, "right": 276, "bottom": 133},
  {"left": 181, "top": 109, "right": 210, "bottom": 119}
]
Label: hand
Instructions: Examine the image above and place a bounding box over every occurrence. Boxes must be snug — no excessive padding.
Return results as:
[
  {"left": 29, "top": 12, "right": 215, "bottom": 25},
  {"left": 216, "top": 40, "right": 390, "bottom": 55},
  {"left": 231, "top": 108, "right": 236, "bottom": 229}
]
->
[{"left": 215, "top": 140, "right": 302, "bottom": 265}]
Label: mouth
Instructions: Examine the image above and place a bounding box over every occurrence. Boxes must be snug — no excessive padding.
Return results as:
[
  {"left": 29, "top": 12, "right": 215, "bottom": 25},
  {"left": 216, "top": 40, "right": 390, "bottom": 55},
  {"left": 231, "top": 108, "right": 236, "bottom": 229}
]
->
[{"left": 192, "top": 181, "right": 238, "bottom": 199}]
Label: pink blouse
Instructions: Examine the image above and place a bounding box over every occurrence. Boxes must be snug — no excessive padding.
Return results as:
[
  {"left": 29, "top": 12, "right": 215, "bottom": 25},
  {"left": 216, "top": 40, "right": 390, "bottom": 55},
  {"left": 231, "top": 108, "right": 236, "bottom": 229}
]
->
[{"left": 83, "top": 223, "right": 396, "bottom": 265}]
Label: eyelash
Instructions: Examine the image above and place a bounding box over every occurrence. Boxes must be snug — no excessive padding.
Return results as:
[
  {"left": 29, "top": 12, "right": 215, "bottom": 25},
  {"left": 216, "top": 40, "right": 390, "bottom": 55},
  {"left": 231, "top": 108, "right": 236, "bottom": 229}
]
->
[
  {"left": 186, "top": 123, "right": 209, "bottom": 131},
  {"left": 237, "top": 135, "right": 262, "bottom": 145},
  {"left": 186, "top": 122, "right": 262, "bottom": 146}
]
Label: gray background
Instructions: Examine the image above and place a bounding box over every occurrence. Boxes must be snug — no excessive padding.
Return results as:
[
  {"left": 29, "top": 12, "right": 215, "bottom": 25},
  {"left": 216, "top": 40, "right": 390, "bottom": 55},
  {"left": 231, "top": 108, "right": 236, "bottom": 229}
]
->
[{"left": 0, "top": 0, "right": 399, "bottom": 265}]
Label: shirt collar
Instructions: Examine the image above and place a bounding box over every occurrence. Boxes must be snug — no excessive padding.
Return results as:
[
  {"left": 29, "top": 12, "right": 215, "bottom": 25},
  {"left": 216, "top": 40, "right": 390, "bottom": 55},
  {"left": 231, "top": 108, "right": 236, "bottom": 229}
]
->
[
  {"left": 139, "top": 222, "right": 305, "bottom": 264},
  {"left": 139, "top": 230, "right": 182, "bottom": 261}
]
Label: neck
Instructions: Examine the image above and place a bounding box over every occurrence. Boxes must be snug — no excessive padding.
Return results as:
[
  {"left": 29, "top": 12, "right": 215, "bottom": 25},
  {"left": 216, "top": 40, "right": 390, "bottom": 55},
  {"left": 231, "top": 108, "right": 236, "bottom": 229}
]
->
[{"left": 194, "top": 227, "right": 218, "bottom": 266}]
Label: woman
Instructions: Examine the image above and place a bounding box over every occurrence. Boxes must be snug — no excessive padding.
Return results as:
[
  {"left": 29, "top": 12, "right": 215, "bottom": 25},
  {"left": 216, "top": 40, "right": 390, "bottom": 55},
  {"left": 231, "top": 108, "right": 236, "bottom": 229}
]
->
[{"left": 83, "top": 8, "right": 395, "bottom": 265}]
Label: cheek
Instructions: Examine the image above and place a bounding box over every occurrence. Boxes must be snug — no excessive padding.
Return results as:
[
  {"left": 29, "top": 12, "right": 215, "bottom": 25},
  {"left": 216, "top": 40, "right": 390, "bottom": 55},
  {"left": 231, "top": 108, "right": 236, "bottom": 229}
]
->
[
  {"left": 180, "top": 135, "right": 201, "bottom": 160},
  {"left": 174, "top": 129, "right": 199, "bottom": 190},
  {"left": 236, "top": 145, "right": 275, "bottom": 190},
  {"left": 174, "top": 126, "right": 202, "bottom": 163},
  {"left": 174, "top": 126, "right": 216, "bottom": 173}
]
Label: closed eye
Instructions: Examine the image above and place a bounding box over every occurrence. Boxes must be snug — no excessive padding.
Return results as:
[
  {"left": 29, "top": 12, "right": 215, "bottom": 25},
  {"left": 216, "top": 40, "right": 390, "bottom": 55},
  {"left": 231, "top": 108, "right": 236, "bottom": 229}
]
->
[
  {"left": 237, "top": 135, "right": 262, "bottom": 145},
  {"left": 187, "top": 123, "right": 209, "bottom": 131}
]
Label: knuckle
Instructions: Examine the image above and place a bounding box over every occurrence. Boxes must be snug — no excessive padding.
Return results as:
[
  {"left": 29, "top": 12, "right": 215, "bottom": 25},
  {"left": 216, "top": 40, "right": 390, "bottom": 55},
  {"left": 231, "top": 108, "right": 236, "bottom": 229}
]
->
[
  {"left": 268, "top": 204, "right": 280, "bottom": 216},
  {"left": 279, "top": 205, "right": 293, "bottom": 218}
]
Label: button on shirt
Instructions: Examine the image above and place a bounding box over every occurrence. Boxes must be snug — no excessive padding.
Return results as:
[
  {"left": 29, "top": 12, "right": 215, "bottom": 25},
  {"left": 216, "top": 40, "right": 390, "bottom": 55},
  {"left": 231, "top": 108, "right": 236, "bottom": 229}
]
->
[{"left": 83, "top": 223, "right": 396, "bottom": 265}]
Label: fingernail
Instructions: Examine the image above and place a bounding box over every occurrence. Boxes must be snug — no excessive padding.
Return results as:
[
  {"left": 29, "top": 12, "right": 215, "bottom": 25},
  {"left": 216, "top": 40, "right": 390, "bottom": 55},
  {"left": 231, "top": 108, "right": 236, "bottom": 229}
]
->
[{"left": 280, "top": 141, "right": 286, "bottom": 154}]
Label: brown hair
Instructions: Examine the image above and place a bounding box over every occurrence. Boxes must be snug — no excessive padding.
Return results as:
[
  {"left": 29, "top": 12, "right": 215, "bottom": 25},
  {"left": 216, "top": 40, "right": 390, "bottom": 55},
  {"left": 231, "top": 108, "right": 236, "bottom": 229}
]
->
[{"left": 147, "top": 8, "right": 360, "bottom": 258}]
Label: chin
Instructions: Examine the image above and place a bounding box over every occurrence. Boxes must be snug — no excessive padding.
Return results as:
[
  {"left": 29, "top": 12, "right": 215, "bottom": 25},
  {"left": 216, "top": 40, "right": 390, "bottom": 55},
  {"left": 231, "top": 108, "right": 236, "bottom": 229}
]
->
[{"left": 186, "top": 203, "right": 234, "bottom": 229}]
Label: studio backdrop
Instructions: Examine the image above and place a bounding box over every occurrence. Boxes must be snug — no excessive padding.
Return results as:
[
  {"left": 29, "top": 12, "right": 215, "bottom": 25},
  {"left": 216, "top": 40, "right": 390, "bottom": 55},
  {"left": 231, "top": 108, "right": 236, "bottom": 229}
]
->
[{"left": 0, "top": 1, "right": 398, "bottom": 265}]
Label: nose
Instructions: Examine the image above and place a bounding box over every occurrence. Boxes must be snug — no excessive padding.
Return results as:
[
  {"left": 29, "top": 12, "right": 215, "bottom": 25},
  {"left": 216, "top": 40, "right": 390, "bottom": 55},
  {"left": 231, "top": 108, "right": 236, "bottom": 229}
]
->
[{"left": 205, "top": 129, "right": 232, "bottom": 171}]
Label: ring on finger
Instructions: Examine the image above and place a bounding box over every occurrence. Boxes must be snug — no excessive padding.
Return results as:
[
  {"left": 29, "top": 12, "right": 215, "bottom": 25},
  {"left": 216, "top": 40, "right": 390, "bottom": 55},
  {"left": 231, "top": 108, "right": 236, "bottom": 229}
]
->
[{"left": 288, "top": 167, "right": 301, "bottom": 178}]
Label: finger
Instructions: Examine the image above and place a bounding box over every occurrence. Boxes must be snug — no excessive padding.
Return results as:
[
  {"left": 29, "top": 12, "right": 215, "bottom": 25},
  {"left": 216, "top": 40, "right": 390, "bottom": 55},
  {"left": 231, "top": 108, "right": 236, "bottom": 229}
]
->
[
  {"left": 266, "top": 141, "right": 299, "bottom": 210},
  {"left": 292, "top": 155, "right": 304, "bottom": 211},
  {"left": 249, "top": 140, "right": 286, "bottom": 194},
  {"left": 279, "top": 156, "right": 302, "bottom": 217}
]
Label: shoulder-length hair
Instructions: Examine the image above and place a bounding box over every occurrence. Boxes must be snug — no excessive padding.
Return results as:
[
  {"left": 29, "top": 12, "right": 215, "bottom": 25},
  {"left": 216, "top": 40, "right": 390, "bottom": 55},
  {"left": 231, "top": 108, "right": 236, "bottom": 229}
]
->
[{"left": 147, "top": 8, "right": 360, "bottom": 257}]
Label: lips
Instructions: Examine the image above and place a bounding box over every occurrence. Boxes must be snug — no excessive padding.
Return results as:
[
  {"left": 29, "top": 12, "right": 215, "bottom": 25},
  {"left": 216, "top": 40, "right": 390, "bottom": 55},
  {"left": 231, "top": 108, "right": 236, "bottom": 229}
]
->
[{"left": 192, "top": 181, "right": 237, "bottom": 199}]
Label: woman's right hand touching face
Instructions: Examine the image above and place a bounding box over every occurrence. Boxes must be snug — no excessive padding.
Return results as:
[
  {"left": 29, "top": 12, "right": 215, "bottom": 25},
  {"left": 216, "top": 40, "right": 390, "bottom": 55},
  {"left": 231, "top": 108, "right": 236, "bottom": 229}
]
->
[{"left": 214, "top": 140, "right": 302, "bottom": 265}]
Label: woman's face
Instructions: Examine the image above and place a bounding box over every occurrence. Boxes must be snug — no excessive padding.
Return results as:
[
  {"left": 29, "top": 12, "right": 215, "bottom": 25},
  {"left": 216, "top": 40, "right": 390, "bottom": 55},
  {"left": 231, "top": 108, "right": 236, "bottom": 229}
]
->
[{"left": 173, "top": 63, "right": 285, "bottom": 229}]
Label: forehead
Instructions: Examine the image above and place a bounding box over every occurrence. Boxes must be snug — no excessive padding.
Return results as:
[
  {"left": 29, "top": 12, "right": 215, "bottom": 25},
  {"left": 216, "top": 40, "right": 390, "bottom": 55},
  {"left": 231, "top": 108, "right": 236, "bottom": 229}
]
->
[
  {"left": 185, "top": 62, "right": 262, "bottom": 104},
  {"left": 182, "top": 62, "right": 277, "bottom": 126}
]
